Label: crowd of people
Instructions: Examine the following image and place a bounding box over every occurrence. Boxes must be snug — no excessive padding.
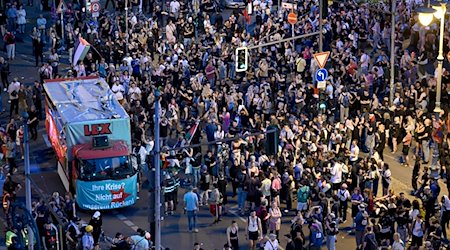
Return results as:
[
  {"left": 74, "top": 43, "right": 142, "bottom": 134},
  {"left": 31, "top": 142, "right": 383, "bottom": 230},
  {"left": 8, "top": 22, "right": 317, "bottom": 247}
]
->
[{"left": 1, "top": 0, "right": 450, "bottom": 249}]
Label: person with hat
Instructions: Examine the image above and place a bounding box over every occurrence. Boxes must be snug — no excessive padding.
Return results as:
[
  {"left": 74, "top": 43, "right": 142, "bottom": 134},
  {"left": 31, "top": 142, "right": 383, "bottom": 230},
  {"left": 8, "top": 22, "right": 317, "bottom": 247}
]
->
[
  {"left": 264, "top": 233, "right": 279, "bottom": 250},
  {"left": 88, "top": 211, "right": 103, "bottom": 246},
  {"left": 81, "top": 225, "right": 94, "bottom": 250}
]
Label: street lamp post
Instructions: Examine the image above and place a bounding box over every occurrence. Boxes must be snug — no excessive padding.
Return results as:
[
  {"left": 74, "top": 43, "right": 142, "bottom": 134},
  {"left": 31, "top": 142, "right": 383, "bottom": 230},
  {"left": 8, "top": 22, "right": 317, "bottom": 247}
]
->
[
  {"left": 418, "top": 2, "right": 446, "bottom": 115},
  {"left": 418, "top": 1, "right": 447, "bottom": 177},
  {"left": 389, "top": 0, "right": 396, "bottom": 104}
]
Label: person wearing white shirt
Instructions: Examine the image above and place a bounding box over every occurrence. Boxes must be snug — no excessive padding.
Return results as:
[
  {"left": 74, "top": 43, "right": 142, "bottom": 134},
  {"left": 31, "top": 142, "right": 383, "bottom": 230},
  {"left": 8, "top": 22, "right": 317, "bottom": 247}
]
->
[
  {"left": 349, "top": 140, "right": 359, "bottom": 164},
  {"left": 360, "top": 51, "right": 370, "bottom": 75},
  {"left": 128, "top": 82, "right": 142, "bottom": 102},
  {"left": 169, "top": 0, "right": 181, "bottom": 18},
  {"left": 8, "top": 78, "right": 20, "bottom": 116},
  {"left": 111, "top": 81, "right": 125, "bottom": 104},
  {"left": 264, "top": 234, "right": 279, "bottom": 250},
  {"left": 392, "top": 232, "right": 405, "bottom": 250},
  {"left": 330, "top": 161, "right": 343, "bottom": 189}
]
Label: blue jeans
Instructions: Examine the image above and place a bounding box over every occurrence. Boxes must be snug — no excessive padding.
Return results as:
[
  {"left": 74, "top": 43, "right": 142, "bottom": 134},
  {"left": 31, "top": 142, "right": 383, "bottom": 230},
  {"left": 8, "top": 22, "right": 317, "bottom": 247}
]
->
[
  {"left": 237, "top": 188, "right": 247, "bottom": 211},
  {"left": 187, "top": 210, "right": 197, "bottom": 231},
  {"left": 327, "top": 235, "right": 336, "bottom": 250},
  {"left": 192, "top": 167, "right": 201, "bottom": 187},
  {"left": 183, "top": 38, "right": 192, "bottom": 49}
]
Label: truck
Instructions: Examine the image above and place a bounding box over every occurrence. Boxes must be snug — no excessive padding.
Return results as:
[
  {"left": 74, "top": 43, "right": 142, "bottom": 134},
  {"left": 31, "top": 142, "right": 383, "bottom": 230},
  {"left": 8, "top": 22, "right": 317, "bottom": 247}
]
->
[{"left": 44, "top": 76, "right": 137, "bottom": 210}]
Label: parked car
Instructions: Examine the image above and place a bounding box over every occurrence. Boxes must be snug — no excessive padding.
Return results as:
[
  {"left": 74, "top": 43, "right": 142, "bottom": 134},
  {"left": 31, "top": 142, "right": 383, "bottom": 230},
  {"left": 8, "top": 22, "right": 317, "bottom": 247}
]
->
[{"left": 224, "top": 0, "right": 245, "bottom": 8}]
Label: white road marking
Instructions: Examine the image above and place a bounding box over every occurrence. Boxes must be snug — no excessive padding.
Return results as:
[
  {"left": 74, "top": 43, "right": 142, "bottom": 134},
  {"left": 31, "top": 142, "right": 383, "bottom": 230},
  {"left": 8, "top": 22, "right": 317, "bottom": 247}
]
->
[
  {"left": 123, "top": 220, "right": 135, "bottom": 226},
  {"left": 227, "top": 205, "right": 246, "bottom": 223},
  {"left": 116, "top": 214, "right": 127, "bottom": 220}
]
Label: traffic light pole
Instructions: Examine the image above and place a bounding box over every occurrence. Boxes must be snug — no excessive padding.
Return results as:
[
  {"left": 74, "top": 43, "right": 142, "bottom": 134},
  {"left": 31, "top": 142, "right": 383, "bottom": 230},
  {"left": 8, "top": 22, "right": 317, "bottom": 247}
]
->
[
  {"left": 153, "top": 90, "right": 162, "bottom": 250},
  {"left": 22, "top": 112, "right": 33, "bottom": 250}
]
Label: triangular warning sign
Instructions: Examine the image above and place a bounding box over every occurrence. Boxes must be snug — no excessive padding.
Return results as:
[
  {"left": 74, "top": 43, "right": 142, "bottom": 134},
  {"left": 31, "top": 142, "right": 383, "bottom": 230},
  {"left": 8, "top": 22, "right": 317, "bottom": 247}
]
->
[
  {"left": 56, "top": 0, "right": 66, "bottom": 13},
  {"left": 313, "top": 51, "right": 330, "bottom": 69}
]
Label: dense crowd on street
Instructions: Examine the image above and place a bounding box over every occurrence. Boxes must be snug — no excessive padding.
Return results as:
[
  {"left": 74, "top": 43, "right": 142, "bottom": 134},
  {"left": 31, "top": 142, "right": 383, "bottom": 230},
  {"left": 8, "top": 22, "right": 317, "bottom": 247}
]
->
[{"left": 2, "top": 0, "right": 450, "bottom": 249}]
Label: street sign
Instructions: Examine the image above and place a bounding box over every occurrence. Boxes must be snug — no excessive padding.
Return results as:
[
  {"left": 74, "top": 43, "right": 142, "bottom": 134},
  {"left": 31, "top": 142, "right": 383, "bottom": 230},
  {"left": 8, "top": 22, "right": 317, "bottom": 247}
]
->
[
  {"left": 313, "top": 51, "right": 330, "bottom": 69},
  {"left": 288, "top": 12, "right": 297, "bottom": 25},
  {"left": 317, "top": 81, "right": 326, "bottom": 89},
  {"left": 91, "top": 0, "right": 100, "bottom": 17},
  {"left": 315, "top": 68, "right": 328, "bottom": 82},
  {"left": 56, "top": 0, "right": 66, "bottom": 13}
]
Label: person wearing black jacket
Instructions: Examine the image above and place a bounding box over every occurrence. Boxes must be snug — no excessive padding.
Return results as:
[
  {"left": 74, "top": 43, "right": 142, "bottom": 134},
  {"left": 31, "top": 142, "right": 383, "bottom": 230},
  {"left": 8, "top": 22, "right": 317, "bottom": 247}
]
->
[
  {"left": 34, "top": 38, "right": 44, "bottom": 67},
  {"left": 88, "top": 211, "right": 103, "bottom": 246}
]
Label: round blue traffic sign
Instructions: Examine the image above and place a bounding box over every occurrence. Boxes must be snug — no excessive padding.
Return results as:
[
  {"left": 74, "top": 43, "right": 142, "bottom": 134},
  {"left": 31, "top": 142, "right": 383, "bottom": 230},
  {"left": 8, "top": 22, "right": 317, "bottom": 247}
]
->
[{"left": 315, "top": 68, "right": 328, "bottom": 82}]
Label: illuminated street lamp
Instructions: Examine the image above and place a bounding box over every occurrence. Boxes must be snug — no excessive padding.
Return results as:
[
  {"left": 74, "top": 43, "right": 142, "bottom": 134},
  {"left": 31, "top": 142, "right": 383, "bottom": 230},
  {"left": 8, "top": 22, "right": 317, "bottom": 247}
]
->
[
  {"left": 417, "top": 6, "right": 436, "bottom": 26},
  {"left": 417, "top": 1, "right": 447, "bottom": 177},
  {"left": 417, "top": 1, "right": 446, "bottom": 114}
]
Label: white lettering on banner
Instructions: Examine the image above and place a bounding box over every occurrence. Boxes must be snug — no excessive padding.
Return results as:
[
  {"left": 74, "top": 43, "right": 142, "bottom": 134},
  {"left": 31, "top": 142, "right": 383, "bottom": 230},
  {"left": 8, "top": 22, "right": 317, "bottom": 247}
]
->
[
  {"left": 92, "top": 184, "right": 105, "bottom": 191},
  {"left": 83, "top": 199, "right": 135, "bottom": 210},
  {"left": 91, "top": 182, "right": 126, "bottom": 191},
  {"left": 105, "top": 182, "right": 125, "bottom": 190},
  {"left": 95, "top": 193, "right": 112, "bottom": 201}
]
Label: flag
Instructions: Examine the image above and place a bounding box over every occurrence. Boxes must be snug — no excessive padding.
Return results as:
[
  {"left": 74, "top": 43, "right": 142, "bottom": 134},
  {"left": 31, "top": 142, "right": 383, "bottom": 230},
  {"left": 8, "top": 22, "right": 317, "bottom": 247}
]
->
[
  {"left": 73, "top": 37, "right": 90, "bottom": 65},
  {"left": 185, "top": 121, "right": 199, "bottom": 144},
  {"left": 243, "top": 9, "right": 250, "bottom": 24}
]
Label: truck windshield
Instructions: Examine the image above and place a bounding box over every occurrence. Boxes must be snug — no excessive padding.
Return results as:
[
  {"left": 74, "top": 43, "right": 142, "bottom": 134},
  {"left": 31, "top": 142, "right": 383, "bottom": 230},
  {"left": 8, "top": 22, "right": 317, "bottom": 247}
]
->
[{"left": 79, "top": 156, "right": 134, "bottom": 181}]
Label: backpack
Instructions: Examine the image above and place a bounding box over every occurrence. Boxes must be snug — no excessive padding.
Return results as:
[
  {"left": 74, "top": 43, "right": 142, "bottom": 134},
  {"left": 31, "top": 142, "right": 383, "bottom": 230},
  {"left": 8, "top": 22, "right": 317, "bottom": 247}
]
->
[
  {"left": 342, "top": 94, "right": 350, "bottom": 107},
  {"left": 297, "top": 186, "right": 310, "bottom": 203}
]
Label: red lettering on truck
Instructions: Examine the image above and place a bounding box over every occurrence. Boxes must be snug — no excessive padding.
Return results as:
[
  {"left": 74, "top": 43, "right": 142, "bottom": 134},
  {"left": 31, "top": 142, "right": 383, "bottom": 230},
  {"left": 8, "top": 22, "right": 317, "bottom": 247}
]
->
[{"left": 83, "top": 123, "right": 112, "bottom": 136}]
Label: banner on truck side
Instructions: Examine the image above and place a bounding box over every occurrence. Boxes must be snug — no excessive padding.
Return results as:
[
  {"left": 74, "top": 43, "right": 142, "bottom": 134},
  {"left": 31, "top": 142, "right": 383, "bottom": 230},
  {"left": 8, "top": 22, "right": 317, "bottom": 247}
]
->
[{"left": 76, "top": 174, "right": 137, "bottom": 210}]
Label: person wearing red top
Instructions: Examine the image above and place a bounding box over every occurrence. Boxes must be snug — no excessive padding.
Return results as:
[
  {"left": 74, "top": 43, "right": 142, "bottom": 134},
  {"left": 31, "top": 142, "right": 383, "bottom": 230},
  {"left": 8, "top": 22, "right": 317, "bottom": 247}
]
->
[
  {"left": 3, "top": 31, "right": 15, "bottom": 60},
  {"left": 205, "top": 60, "right": 217, "bottom": 89}
]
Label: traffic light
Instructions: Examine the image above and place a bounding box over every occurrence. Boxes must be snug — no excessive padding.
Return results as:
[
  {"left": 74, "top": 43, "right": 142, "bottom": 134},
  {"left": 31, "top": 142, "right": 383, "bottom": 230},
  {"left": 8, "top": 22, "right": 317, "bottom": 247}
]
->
[
  {"left": 235, "top": 47, "right": 248, "bottom": 72},
  {"left": 265, "top": 125, "right": 279, "bottom": 156}
]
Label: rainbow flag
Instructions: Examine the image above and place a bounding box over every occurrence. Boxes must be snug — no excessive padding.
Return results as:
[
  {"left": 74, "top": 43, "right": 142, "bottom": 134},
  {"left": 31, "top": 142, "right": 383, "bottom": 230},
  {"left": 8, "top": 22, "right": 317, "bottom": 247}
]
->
[{"left": 73, "top": 37, "right": 91, "bottom": 65}]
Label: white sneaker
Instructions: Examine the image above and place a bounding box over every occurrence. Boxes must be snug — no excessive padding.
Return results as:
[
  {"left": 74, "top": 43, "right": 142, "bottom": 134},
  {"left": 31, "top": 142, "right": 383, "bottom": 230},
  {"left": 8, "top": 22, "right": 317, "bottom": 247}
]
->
[{"left": 3, "top": 88, "right": 6, "bottom": 91}]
